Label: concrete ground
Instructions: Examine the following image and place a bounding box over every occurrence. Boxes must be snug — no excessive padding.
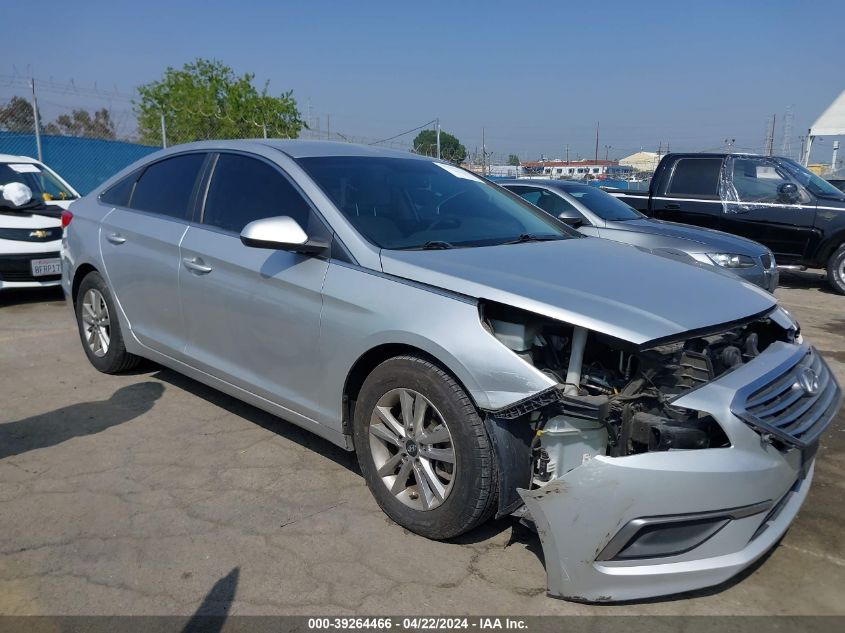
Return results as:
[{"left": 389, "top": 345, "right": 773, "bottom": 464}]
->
[{"left": 0, "top": 273, "right": 843, "bottom": 616}]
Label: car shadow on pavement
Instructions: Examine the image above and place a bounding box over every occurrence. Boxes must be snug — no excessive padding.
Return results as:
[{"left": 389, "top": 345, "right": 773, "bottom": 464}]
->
[
  {"left": 777, "top": 270, "right": 835, "bottom": 294},
  {"left": 181, "top": 567, "right": 239, "bottom": 633},
  {"left": 0, "top": 382, "right": 164, "bottom": 460},
  {"left": 0, "top": 286, "right": 65, "bottom": 308},
  {"left": 151, "top": 368, "right": 360, "bottom": 474}
]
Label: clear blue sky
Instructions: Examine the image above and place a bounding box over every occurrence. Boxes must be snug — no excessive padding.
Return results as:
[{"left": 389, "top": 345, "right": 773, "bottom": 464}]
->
[{"left": 3, "top": 0, "right": 844, "bottom": 163}]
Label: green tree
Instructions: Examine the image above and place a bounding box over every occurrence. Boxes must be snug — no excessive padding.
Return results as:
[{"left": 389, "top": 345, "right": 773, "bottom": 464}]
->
[
  {"left": 135, "top": 58, "right": 304, "bottom": 146},
  {"left": 413, "top": 129, "right": 466, "bottom": 163},
  {"left": 0, "top": 96, "right": 37, "bottom": 132},
  {"left": 507, "top": 154, "right": 520, "bottom": 166},
  {"left": 44, "top": 108, "right": 116, "bottom": 139}
]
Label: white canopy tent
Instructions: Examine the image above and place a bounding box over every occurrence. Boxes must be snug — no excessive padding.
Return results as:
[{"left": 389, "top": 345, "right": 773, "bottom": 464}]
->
[{"left": 802, "top": 89, "right": 845, "bottom": 165}]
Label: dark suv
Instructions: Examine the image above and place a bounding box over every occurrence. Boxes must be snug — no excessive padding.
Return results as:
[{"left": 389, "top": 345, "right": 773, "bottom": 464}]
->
[{"left": 615, "top": 153, "right": 845, "bottom": 294}]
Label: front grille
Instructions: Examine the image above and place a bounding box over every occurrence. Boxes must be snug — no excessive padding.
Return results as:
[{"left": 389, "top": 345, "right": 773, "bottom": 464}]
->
[
  {"left": 0, "top": 252, "right": 62, "bottom": 283},
  {"left": 760, "top": 253, "right": 773, "bottom": 269},
  {"left": 733, "top": 348, "right": 841, "bottom": 448}
]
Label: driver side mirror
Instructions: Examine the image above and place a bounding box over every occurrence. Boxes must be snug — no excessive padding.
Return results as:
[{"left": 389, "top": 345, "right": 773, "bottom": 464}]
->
[
  {"left": 778, "top": 182, "right": 799, "bottom": 203},
  {"left": 240, "top": 216, "right": 328, "bottom": 254},
  {"left": 558, "top": 212, "right": 584, "bottom": 228}
]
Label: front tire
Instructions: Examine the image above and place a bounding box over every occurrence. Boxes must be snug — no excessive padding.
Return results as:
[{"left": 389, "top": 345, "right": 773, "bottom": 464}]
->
[
  {"left": 75, "top": 271, "right": 141, "bottom": 373},
  {"left": 827, "top": 245, "right": 845, "bottom": 295},
  {"left": 353, "top": 355, "right": 497, "bottom": 540}
]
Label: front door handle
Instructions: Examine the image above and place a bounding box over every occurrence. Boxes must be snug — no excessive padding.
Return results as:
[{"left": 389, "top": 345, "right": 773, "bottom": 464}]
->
[
  {"left": 182, "top": 257, "right": 213, "bottom": 274},
  {"left": 106, "top": 233, "right": 126, "bottom": 245}
]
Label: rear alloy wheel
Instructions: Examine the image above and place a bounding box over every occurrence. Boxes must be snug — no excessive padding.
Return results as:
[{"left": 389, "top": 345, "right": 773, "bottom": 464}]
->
[
  {"left": 81, "top": 288, "right": 111, "bottom": 358},
  {"left": 828, "top": 245, "right": 845, "bottom": 295},
  {"left": 75, "top": 271, "right": 141, "bottom": 373},
  {"left": 353, "top": 355, "right": 497, "bottom": 540}
]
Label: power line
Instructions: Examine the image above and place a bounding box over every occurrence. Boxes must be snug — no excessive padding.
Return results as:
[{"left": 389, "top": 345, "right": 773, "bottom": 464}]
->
[{"left": 369, "top": 119, "right": 437, "bottom": 146}]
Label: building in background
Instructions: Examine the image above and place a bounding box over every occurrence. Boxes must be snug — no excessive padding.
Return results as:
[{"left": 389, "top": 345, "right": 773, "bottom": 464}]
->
[
  {"left": 619, "top": 151, "right": 662, "bottom": 173},
  {"left": 520, "top": 159, "right": 633, "bottom": 180}
]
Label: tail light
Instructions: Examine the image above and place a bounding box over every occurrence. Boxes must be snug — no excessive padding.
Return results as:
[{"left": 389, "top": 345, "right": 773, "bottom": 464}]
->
[{"left": 61, "top": 210, "right": 73, "bottom": 228}]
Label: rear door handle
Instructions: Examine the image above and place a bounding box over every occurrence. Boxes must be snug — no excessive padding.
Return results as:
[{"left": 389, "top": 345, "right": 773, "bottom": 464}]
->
[
  {"left": 665, "top": 203, "right": 681, "bottom": 210},
  {"left": 182, "top": 257, "right": 213, "bottom": 274},
  {"left": 106, "top": 233, "right": 126, "bottom": 245}
]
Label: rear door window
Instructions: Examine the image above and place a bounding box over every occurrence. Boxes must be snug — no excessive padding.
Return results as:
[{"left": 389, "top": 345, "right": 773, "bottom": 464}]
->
[
  {"left": 130, "top": 154, "right": 206, "bottom": 219},
  {"left": 666, "top": 158, "right": 722, "bottom": 198}
]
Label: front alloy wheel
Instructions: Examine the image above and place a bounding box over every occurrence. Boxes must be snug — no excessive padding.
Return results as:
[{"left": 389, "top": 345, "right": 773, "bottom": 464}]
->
[
  {"left": 353, "top": 355, "right": 498, "bottom": 540},
  {"left": 369, "top": 388, "right": 456, "bottom": 511}
]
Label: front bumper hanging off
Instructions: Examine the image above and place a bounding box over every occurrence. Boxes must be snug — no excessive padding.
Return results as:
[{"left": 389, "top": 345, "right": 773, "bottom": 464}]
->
[{"left": 517, "top": 341, "right": 838, "bottom": 602}]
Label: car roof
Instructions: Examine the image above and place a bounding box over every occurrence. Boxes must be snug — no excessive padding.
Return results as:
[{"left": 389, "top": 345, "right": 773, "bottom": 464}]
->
[
  {"left": 0, "top": 153, "right": 39, "bottom": 164},
  {"left": 151, "top": 139, "right": 430, "bottom": 161},
  {"left": 498, "top": 178, "right": 595, "bottom": 191}
]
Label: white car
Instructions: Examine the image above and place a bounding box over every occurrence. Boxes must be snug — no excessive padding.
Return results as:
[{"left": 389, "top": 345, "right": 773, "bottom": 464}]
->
[{"left": 0, "top": 154, "right": 79, "bottom": 291}]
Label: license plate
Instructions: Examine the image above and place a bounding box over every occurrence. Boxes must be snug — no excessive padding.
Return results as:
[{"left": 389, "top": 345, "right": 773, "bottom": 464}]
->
[{"left": 30, "top": 258, "right": 62, "bottom": 276}]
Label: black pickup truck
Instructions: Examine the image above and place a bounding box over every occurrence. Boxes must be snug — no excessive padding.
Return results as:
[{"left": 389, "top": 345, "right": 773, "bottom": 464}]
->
[{"left": 613, "top": 153, "right": 845, "bottom": 294}]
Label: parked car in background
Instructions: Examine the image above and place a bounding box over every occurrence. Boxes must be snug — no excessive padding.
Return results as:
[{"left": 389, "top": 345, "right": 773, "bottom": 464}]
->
[
  {"left": 612, "top": 153, "right": 845, "bottom": 294},
  {"left": 0, "top": 154, "right": 79, "bottom": 291},
  {"left": 63, "top": 140, "right": 840, "bottom": 602},
  {"left": 500, "top": 179, "right": 778, "bottom": 292}
]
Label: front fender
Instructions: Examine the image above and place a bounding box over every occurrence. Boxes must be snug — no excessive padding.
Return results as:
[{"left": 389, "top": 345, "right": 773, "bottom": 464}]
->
[{"left": 312, "top": 262, "right": 556, "bottom": 430}]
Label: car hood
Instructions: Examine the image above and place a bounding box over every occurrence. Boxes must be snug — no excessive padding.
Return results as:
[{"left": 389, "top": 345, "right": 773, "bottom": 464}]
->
[
  {"left": 380, "top": 238, "right": 776, "bottom": 346},
  {"left": 606, "top": 218, "right": 766, "bottom": 255}
]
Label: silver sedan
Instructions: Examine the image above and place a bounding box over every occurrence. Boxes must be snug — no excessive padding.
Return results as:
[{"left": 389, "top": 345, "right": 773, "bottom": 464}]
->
[
  {"left": 62, "top": 140, "right": 841, "bottom": 602},
  {"left": 499, "top": 179, "right": 779, "bottom": 291}
]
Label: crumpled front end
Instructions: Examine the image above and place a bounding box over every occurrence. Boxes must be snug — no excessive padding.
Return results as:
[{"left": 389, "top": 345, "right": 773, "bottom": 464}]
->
[{"left": 517, "top": 340, "right": 839, "bottom": 602}]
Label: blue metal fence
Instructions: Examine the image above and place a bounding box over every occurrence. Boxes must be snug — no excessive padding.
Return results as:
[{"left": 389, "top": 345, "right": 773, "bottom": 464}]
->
[{"left": 0, "top": 132, "right": 159, "bottom": 195}]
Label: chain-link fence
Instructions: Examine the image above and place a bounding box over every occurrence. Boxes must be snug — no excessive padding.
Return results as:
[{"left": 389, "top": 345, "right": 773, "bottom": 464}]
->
[{"left": 0, "top": 76, "right": 444, "bottom": 195}]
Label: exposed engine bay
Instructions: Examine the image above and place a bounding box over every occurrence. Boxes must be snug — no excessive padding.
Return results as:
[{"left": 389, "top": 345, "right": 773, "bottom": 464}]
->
[{"left": 479, "top": 301, "right": 799, "bottom": 491}]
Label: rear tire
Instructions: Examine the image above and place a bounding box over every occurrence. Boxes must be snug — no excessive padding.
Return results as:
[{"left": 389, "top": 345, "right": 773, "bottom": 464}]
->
[
  {"left": 75, "top": 271, "right": 141, "bottom": 373},
  {"left": 353, "top": 355, "right": 497, "bottom": 540},
  {"left": 827, "top": 245, "right": 845, "bottom": 295}
]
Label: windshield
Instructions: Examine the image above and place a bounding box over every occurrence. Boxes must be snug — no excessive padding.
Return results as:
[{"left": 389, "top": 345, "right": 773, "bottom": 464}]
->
[
  {"left": 0, "top": 162, "right": 78, "bottom": 202},
  {"left": 777, "top": 158, "right": 845, "bottom": 200},
  {"left": 561, "top": 184, "right": 644, "bottom": 221},
  {"left": 298, "top": 156, "right": 576, "bottom": 249}
]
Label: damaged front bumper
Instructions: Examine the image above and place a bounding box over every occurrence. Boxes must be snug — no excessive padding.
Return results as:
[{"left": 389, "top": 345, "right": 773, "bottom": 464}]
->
[{"left": 518, "top": 341, "right": 839, "bottom": 602}]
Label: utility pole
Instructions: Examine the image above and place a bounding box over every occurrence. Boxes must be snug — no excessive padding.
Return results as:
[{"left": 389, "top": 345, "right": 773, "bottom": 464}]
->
[
  {"left": 565, "top": 144, "right": 569, "bottom": 164},
  {"left": 481, "top": 127, "right": 486, "bottom": 176},
  {"left": 160, "top": 112, "right": 167, "bottom": 148},
  {"left": 436, "top": 118, "right": 441, "bottom": 160},
  {"left": 30, "top": 79, "right": 43, "bottom": 161},
  {"left": 326, "top": 114, "right": 330, "bottom": 140},
  {"left": 767, "top": 114, "right": 776, "bottom": 156},
  {"left": 594, "top": 122, "right": 599, "bottom": 163}
]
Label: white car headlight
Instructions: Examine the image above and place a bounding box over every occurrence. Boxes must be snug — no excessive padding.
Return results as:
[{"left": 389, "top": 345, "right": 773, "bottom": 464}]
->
[{"left": 704, "top": 253, "right": 756, "bottom": 269}]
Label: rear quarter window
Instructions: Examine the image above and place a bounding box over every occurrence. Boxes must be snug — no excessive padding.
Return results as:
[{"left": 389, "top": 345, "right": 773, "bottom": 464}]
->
[{"left": 99, "top": 171, "right": 139, "bottom": 207}]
